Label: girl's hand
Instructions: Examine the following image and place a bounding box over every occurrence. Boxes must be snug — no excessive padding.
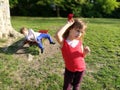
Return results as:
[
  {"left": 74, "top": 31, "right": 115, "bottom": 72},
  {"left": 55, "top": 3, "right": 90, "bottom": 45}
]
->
[
  {"left": 84, "top": 46, "right": 90, "bottom": 55},
  {"left": 67, "top": 20, "right": 74, "bottom": 26},
  {"left": 68, "top": 18, "right": 74, "bottom": 23},
  {"left": 68, "top": 13, "right": 74, "bottom": 21}
]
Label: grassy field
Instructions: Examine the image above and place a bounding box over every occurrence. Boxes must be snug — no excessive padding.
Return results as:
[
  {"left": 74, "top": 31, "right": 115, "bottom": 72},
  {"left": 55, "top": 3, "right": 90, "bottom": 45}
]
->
[{"left": 0, "top": 17, "right": 120, "bottom": 90}]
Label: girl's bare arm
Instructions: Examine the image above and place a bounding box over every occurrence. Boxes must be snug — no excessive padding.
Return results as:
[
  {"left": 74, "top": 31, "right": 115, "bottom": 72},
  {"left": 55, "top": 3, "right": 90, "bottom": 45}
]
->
[{"left": 55, "top": 22, "right": 74, "bottom": 46}]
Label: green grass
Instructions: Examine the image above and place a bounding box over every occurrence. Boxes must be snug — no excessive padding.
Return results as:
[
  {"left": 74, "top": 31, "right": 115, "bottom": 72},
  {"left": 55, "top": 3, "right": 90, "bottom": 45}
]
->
[
  {"left": 11, "top": 16, "right": 66, "bottom": 35},
  {"left": 0, "top": 17, "right": 120, "bottom": 90}
]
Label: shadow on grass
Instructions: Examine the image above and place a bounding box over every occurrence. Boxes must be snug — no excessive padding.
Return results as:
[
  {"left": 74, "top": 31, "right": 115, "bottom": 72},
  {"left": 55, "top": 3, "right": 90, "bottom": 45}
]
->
[{"left": 0, "top": 38, "right": 39, "bottom": 55}]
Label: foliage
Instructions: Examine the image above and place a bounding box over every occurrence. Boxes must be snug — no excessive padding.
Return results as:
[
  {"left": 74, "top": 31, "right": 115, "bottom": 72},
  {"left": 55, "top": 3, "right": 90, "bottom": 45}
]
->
[
  {"left": 82, "top": 0, "right": 120, "bottom": 17},
  {"left": 95, "top": 0, "right": 119, "bottom": 14},
  {"left": 9, "top": 0, "right": 120, "bottom": 18},
  {"left": 61, "top": 0, "right": 87, "bottom": 17},
  {"left": 37, "top": 0, "right": 64, "bottom": 17},
  {"left": 9, "top": 0, "right": 18, "bottom": 8}
]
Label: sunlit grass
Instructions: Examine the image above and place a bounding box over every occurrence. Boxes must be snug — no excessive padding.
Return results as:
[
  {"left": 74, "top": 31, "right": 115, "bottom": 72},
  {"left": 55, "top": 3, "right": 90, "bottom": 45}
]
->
[{"left": 0, "top": 17, "right": 120, "bottom": 90}]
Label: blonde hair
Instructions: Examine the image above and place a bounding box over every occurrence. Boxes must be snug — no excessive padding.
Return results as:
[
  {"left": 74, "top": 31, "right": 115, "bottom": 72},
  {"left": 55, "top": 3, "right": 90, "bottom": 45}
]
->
[{"left": 63, "top": 19, "right": 87, "bottom": 40}]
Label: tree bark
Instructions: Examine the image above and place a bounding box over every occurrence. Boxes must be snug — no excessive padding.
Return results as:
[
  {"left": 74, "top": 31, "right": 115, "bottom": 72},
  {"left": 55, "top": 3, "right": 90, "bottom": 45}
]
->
[
  {"left": 56, "top": 5, "right": 60, "bottom": 17},
  {"left": 0, "top": 0, "right": 21, "bottom": 39}
]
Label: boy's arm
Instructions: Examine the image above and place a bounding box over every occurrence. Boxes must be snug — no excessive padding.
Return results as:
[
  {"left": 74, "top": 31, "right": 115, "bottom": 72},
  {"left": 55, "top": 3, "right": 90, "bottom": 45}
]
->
[{"left": 55, "top": 22, "right": 74, "bottom": 46}]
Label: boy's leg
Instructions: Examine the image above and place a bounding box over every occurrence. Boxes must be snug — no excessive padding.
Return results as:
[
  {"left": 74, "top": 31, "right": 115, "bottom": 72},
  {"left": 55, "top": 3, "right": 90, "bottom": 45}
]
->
[
  {"left": 72, "top": 71, "right": 85, "bottom": 90},
  {"left": 38, "top": 43, "right": 44, "bottom": 53},
  {"left": 37, "top": 37, "right": 44, "bottom": 53},
  {"left": 63, "top": 68, "right": 74, "bottom": 90},
  {"left": 39, "top": 33, "right": 55, "bottom": 44}
]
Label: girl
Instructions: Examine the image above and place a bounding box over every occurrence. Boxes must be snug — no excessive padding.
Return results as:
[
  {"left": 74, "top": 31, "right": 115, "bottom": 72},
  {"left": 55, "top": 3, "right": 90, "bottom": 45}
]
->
[{"left": 55, "top": 18, "right": 90, "bottom": 90}]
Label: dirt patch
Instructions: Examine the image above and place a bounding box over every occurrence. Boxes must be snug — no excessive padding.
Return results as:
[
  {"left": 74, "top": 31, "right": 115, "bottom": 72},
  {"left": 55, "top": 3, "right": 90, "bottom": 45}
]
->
[
  {"left": 0, "top": 37, "right": 60, "bottom": 61},
  {"left": 14, "top": 37, "right": 60, "bottom": 61}
]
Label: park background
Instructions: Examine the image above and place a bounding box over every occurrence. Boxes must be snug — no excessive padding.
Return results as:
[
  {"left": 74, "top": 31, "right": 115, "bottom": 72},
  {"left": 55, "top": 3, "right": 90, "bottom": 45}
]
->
[
  {"left": 0, "top": 0, "right": 120, "bottom": 90},
  {"left": 10, "top": 0, "right": 120, "bottom": 18}
]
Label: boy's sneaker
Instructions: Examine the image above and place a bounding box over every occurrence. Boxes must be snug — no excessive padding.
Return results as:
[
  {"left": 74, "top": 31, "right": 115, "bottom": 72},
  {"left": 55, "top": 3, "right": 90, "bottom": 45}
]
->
[
  {"left": 41, "top": 48, "right": 44, "bottom": 54},
  {"left": 50, "top": 42, "right": 55, "bottom": 45}
]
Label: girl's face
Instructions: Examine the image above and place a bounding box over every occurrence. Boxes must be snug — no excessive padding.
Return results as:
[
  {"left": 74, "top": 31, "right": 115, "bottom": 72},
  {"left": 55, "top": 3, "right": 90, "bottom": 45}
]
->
[{"left": 69, "top": 28, "right": 84, "bottom": 39}]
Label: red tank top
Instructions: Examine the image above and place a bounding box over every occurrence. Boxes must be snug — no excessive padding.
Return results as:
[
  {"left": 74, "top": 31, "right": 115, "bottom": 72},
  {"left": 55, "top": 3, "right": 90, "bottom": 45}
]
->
[{"left": 61, "top": 39, "right": 86, "bottom": 72}]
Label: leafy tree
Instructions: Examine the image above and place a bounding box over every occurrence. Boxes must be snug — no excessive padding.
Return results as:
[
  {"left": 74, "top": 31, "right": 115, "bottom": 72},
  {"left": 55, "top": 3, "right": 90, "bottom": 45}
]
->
[
  {"left": 10, "top": 0, "right": 40, "bottom": 16},
  {"left": 37, "top": 0, "right": 64, "bottom": 17},
  {"left": 82, "top": 0, "right": 120, "bottom": 17},
  {"left": 62, "top": 0, "right": 87, "bottom": 17},
  {"left": 96, "top": 0, "right": 119, "bottom": 14},
  {"left": 36, "top": 0, "right": 87, "bottom": 17},
  {"left": 9, "top": 0, "right": 18, "bottom": 8},
  {"left": 9, "top": 0, "right": 120, "bottom": 18}
]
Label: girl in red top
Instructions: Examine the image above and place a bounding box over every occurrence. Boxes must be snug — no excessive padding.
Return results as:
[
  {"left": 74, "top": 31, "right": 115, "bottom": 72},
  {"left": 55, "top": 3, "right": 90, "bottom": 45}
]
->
[{"left": 55, "top": 16, "right": 90, "bottom": 90}]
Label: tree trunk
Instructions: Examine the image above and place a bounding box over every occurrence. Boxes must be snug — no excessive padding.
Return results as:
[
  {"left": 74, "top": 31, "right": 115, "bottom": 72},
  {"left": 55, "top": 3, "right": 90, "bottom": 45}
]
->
[
  {"left": 56, "top": 6, "right": 60, "bottom": 17},
  {"left": 0, "top": 0, "right": 21, "bottom": 39}
]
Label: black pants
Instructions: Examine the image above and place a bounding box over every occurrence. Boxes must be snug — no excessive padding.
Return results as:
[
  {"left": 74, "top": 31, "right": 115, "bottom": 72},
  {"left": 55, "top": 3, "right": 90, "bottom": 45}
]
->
[{"left": 63, "top": 68, "right": 85, "bottom": 90}]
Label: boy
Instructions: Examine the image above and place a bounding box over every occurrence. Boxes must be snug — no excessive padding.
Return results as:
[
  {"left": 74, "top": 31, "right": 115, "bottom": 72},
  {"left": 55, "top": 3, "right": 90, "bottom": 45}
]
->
[{"left": 20, "top": 27, "right": 55, "bottom": 53}]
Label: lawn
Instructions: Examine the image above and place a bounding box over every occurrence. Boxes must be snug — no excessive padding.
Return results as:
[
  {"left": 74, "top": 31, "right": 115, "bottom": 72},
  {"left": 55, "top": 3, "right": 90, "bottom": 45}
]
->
[{"left": 0, "top": 17, "right": 120, "bottom": 90}]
